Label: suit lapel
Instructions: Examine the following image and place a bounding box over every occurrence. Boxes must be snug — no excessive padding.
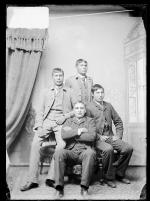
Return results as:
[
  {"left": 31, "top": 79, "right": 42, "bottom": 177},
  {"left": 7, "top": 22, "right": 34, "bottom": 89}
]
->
[
  {"left": 103, "top": 102, "right": 109, "bottom": 123},
  {"left": 75, "top": 75, "right": 92, "bottom": 90},
  {"left": 44, "top": 90, "right": 55, "bottom": 119},
  {"left": 62, "top": 89, "right": 66, "bottom": 112},
  {"left": 75, "top": 76, "right": 82, "bottom": 90},
  {"left": 74, "top": 75, "right": 92, "bottom": 102},
  {"left": 86, "top": 77, "right": 92, "bottom": 99},
  {"left": 103, "top": 101, "right": 107, "bottom": 111}
]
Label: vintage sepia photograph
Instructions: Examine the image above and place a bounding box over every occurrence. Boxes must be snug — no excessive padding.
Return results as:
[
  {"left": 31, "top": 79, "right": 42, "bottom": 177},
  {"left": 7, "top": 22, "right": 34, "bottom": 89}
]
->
[{"left": 6, "top": 4, "right": 147, "bottom": 200}]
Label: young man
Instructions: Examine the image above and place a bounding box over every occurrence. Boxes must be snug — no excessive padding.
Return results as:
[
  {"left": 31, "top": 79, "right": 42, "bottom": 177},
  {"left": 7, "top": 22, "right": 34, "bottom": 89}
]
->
[
  {"left": 86, "top": 84, "right": 133, "bottom": 188},
  {"left": 54, "top": 101, "right": 96, "bottom": 199},
  {"left": 65, "top": 59, "right": 93, "bottom": 105},
  {"left": 20, "top": 68, "right": 74, "bottom": 191}
]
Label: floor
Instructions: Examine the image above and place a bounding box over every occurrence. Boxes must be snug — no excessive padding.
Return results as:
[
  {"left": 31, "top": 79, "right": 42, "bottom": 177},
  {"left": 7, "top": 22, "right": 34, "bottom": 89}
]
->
[{"left": 7, "top": 166, "right": 146, "bottom": 200}]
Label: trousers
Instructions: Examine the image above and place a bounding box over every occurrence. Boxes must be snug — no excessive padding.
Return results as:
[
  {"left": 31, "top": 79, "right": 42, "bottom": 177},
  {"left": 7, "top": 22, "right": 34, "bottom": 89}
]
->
[
  {"left": 27, "top": 119, "right": 65, "bottom": 183},
  {"left": 96, "top": 138, "right": 133, "bottom": 180},
  {"left": 54, "top": 147, "right": 96, "bottom": 188}
]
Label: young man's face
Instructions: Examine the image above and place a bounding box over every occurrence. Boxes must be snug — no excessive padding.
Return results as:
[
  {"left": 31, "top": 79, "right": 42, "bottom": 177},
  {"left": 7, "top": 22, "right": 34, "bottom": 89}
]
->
[
  {"left": 76, "top": 61, "right": 88, "bottom": 76},
  {"left": 93, "top": 88, "right": 105, "bottom": 102},
  {"left": 52, "top": 71, "right": 64, "bottom": 86},
  {"left": 74, "top": 102, "right": 86, "bottom": 119}
]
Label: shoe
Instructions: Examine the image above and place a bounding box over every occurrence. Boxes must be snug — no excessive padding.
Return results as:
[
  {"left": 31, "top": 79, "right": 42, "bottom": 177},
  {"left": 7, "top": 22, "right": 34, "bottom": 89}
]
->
[
  {"left": 45, "top": 179, "right": 55, "bottom": 188},
  {"left": 117, "top": 177, "right": 131, "bottom": 184},
  {"left": 106, "top": 180, "right": 116, "bottom": 188},
  {"left": 81, "top": 187, "right": 88, "bottom": 197},
  {"left": 55, "top": 189, "right": 64, "bottom": 199},
  {"left": 20, "top": 182, "right": 38, "bottom": 191}
]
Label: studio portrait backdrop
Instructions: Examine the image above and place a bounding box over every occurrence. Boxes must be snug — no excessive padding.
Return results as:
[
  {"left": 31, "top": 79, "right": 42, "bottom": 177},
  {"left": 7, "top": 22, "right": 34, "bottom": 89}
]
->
[
  {"left": 6, "top": 5, "right": 147, "bottom": 200},
  {"left": 6, "top": 5, "right": 146, "bottom": 168},
  {"left": 6, "top": 7, "right": 49, "bottom": 153}
]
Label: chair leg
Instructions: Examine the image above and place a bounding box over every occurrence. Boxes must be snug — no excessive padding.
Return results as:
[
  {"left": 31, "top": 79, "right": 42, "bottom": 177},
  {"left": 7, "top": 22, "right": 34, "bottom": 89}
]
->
[
  {"left": 98, "top": 156, "right": 104, "bottom": 185},
  {"left": 40, "top": 162, "right": 43, "bottom": 174}
]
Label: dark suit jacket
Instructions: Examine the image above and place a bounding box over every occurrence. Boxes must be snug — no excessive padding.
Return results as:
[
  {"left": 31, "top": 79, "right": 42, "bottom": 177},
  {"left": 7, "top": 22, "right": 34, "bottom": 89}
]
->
[
  {"left": 65, "top": 75, "right": 93, "bottom": 105},
  {"left": 86, "top": 101, "right": 123, "bottom": 139},
  {"left": 61, "top": 116, "right": 96, "bottom": 150},
  {"left": 33, "top": 85, "right": 73, "bottom": 131}
]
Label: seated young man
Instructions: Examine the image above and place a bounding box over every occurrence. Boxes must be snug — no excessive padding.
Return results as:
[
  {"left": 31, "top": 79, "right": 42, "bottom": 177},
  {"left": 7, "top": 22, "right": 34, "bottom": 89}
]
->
[
  {"left": 53, "top": 101, "right": 97, "bottom": 199},
  {"left": 20, "top": 68, "right": 74, "bottom": 191},
  {"left": 86, "top": 84, "right": 133, "bottom": 188}
]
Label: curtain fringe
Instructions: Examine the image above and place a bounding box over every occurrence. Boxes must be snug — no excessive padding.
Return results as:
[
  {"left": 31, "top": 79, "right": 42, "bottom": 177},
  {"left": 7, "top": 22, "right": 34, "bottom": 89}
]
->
[{"left": 6, "top": 28, "right": 48, "bottom": 51}]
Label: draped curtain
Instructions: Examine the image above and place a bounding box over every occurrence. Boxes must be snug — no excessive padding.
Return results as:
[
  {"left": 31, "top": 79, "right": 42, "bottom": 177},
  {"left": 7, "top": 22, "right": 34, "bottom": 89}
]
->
[{"left": 6, "top": 28, "right": 48, "bottom": 149}]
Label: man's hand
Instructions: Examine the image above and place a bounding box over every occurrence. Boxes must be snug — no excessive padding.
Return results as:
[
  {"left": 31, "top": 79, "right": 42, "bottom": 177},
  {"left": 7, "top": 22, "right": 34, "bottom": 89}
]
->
[
  {"left": 100, "top": 135, "right": 109, "bottom": 141},
  {"left": 112, "top": 135, "right": 120, "bottom": 141},
  {"left": 36, "top": 127, "right": 43, "bottom": 132},
  {"left": 37, "top": 128, "right": 49, "bottom": 139},
  {"left": 70, "top": 110, "right": 75, "bottom": 117},
  {"left": 56, "top": 116, "right": 66, "bottom": 125},
  {"left": 77, "top": 128, "right": 88, "bottom": 136},
  {"left": 80, "top": 128, "right": 88, "bottom": 133}
]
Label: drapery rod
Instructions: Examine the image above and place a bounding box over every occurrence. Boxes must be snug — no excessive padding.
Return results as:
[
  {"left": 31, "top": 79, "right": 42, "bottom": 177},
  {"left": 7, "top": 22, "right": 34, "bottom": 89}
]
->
[{"left": 50, "top": 9, "right": 134, "bottom": 20}]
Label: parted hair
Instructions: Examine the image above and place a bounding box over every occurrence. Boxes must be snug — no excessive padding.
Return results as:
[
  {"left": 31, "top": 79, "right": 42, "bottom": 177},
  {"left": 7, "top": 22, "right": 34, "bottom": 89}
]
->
[
  {"left": 52, "top": 68, "right": 64, "bottom": 76},
  {"left": 91, "top": 84, "right": 104, "bottom": 94},
  {"left": 73, "top": 100, "right": 86, "bottom": 108},
  {"left": 75, "top": 59, "right": 88, "bottom": 66}
]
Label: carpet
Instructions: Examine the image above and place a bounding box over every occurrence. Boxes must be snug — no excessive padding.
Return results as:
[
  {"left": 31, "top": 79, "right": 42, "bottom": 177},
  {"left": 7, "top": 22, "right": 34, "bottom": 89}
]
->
[{"left": 8, "top": 166, "right": 146, "bottom": 200}]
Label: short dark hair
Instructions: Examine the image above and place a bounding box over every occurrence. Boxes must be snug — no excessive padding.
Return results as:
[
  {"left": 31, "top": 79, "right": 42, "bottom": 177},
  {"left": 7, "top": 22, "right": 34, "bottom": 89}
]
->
[
  {"left": 91, "top": 84, "right": 104, "bottom": 94},
  {"left": 75, "top": 59, "right": 87, "bottom": 66},
  {"left": 52, "top": 68, "right": 64, "bottom": 76}
]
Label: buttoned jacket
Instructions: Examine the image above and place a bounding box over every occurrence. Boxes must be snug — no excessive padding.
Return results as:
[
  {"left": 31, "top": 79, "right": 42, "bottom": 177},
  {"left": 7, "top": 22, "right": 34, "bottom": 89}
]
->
[
  {"left": 33, "top": 85, "right": 73, "bottom": 131},
  {"left": 65, "top": 75, "right": 93, "bottom": 105},
  {"left": 61, "top": 116, "right": 96, "bottom": 150},
  {"left": 86, "top": 101, "right": 123, "bottom": 139}
]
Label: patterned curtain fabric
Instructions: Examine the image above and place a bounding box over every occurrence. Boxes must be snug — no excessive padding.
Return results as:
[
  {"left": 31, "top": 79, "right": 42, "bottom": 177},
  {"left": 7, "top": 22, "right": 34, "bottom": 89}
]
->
[{"left": 6, "top": 28, "right": 48, "bottom": 149}]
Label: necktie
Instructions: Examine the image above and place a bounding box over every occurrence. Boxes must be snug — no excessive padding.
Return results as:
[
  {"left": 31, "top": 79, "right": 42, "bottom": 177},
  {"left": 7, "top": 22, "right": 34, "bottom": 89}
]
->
[{"left": 81, "top": 77, "right": 86, "bottom": 86}]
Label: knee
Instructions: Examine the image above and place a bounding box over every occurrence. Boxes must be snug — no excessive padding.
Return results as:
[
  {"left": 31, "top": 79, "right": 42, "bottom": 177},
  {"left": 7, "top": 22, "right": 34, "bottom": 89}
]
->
[
  {"left": 54, "top": 149, "right": 66, "bottom": 159},
  {"left": 103, "top": 145, "right": 114, "bottom": 154},
  {"left": 55, "top": 141, "right": 66, "bottom": 150},
  {"left": 84, "top": 149, "right": 96, "bottom": 159},
  {"left": 31, "top": 134, "right": 41, "bottom": 147},
  {"left": 122, "top": 144, "right": 133, "bottom": 154},
  {"left": 126, "top": 145, "right": 133, "bottom": 153}
]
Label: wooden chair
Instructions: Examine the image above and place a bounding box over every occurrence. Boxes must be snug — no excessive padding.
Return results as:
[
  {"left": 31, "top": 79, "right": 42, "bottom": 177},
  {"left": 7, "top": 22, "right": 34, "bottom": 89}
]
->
[
  {"left": 39, "top": 144, "right": 55, "bottom": 174},
  {"left": 39, "top": 136, "right": 118, "bottom": 185},
  {"left": 39, "top": 142, "right": 104, "bottom": 184}
]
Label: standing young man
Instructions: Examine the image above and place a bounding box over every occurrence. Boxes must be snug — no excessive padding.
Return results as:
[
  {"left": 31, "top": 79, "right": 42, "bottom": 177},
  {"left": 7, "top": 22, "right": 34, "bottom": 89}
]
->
[
  {"left": 20, "top": 68, "right": 74, "bottom": 191},
  {"left": 54, "top": 101, "right": 96, "bottom": 199},
  {"left": 86, "top": 84, "right": 133, "bottom": 188},
  {"left": 65, "top": 59, "right": 93, "bottom": 105}
]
